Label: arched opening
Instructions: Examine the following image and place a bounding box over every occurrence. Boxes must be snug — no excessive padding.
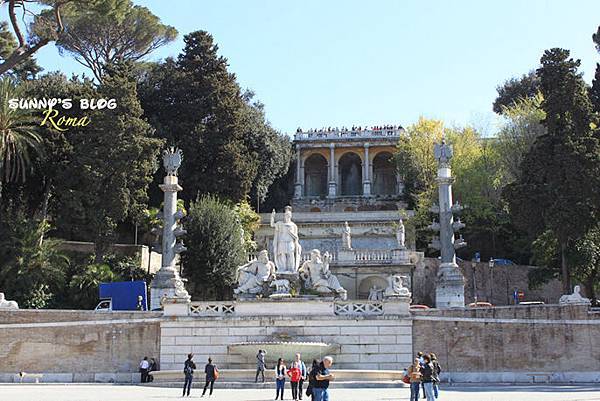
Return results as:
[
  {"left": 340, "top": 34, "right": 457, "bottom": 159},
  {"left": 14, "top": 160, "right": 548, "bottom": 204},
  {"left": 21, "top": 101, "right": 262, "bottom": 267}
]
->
[
  {"left": 304, "top": 154, "right": 328, "bottom": 197},
  {"left": 338, "top": 152, "right": 362, "bottom": 196},
  {"left": 372, "top": 152, "right": 396, "bottom": 195},
  {"left": 358, "top": 276, "right": 389, "bottom": 299}
]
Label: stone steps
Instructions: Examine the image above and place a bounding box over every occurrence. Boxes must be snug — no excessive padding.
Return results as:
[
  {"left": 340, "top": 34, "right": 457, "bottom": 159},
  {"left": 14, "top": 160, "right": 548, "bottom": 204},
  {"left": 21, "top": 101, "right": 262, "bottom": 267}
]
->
[{"left": 142, "top": 380, "right": 407, "bottom": 389}]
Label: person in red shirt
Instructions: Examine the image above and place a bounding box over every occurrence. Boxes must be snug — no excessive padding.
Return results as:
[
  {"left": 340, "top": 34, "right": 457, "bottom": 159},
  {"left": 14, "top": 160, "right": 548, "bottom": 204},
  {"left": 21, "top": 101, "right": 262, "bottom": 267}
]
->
[{"left": 287, "top": 361, "right": 303, "bottom": 401}]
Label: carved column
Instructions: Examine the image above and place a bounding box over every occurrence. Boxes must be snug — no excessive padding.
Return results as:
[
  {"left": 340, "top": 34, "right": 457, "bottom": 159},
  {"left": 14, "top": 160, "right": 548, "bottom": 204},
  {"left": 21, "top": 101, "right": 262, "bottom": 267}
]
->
[
  {"left": 363, "top": 143, "right": 371, "bottom": 196},
  {"left": 328, "top": 143, "right": 337, "bottom": 198}
]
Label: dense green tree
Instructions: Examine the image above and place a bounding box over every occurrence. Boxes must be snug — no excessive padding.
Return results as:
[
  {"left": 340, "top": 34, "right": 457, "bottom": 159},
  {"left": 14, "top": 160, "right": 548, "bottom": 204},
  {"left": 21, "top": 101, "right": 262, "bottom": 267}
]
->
[
  {"left": 139, "top": 31, "right": 290, "bottom": 204},
  {"left": 182, "top": 195, "right": 245, "bottom": 300},
  {"left": 41, "top": 0, "right": 176, "bottom": 82},
  {"left": 0, "top": 211, "right": 68, "bottom": 308},
  {"left": 505, "top": 48, "right": 600, "bottom": 292},
  {"left": 50, "top": 63, "right": 162, "bottom": 262},
  {"left": 493, "top": 71, "right": 541, "bottom": 114},
  {"left": 591, "top": 26, "right": 600, "bottom": 113}
]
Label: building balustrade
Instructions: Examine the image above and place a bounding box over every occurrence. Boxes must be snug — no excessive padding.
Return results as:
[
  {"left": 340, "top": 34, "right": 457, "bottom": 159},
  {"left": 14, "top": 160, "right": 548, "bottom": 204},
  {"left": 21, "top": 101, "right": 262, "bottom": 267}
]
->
[
  {"left": 189, "top": 302, "right": 235, "bottom": 316},
  {"left": 333, "top": 300, "right": 385, "bottom": 316},
  {"left": 294, "top": 128, "right": 403, "bottom": 141}
]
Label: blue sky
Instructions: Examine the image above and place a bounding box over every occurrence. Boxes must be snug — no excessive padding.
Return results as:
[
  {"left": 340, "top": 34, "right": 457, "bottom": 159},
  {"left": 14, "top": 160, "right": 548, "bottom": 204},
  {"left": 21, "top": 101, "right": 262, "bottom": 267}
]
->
[{"left": 29, "top": 0, "right": 600, "bottom": 136}]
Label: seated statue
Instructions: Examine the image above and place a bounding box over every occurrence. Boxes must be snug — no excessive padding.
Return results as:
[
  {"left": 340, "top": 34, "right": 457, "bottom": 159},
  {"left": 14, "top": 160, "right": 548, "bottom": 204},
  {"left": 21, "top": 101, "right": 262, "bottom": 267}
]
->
[
  {"left": 299, "top": 249, "right": 347, "bottom": 300},
  {"left": 559, "top": 285, "right": 591, "bottom": 305},
  {"left": 0, "top": 293, "right": 19, "bottom": 309},
  {"left": 383, "top": 275, "right": 411, "bottom": 298},
  {"left": 234, "top": 250, "right": 276, "bottom": 296}
]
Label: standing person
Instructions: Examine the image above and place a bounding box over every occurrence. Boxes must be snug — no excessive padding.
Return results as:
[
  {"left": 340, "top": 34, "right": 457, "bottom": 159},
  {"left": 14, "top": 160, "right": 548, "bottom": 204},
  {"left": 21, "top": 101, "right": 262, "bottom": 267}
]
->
[
  {"left": 275, "top": 358, "right": 287, "bottom": 400},
  {"left": 313, "top": 356, "right": 335, "bottom": 401},
  {"left": 430, "top": 353, "right": 442, "bottom": 399},
  {"left": 182, "top": 353, "right": 196, "bottom": 397},
  {"left": 295, "top": 353, "right": 307, "bottom": 400},
  {"left": 202, "top": 357, "right": 218, "bottom": 397},
  {"left": 139, "top": 356, "right": 150, "bottom": 383},
  {"left": 255, "top": 349, "right": 267, "bottom": 383},
  {"left": 306, "top": 360, "right": 319, "bottom": 400},
  {"left": 147, "top": 358, "right": 157, "bottom": 383},
  {"left": 420, "top": 354, "right": 435, "bottom": 401},
  {"left": 407, "top": 358, "right": 422, "bottom": 401},
  {"left": 417, "top": 352, "right": 425, "bottom": 399},
  {"left": 288, "top": 361, "right": 302, "bottom": 401}
]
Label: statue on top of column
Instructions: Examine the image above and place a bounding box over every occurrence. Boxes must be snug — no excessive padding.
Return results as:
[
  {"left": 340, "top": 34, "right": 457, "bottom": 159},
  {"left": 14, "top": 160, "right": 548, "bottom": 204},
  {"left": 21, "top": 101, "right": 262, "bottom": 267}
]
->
[{"left": 270, "top": 206, "right": 302, "bottom": 273}]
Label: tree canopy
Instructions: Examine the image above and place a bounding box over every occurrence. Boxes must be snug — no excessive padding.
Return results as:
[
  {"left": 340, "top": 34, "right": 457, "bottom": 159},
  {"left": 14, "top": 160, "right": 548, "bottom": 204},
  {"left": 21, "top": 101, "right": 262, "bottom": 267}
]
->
[{"left": 493, "top": 71, "right": 541, "bottom": 114}]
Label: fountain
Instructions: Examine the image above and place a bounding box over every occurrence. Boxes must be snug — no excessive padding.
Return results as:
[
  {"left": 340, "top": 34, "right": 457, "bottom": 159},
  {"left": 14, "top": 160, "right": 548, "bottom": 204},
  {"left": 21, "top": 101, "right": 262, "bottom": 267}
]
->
[{"left": 228, "top": 341, "right": 340, "bottom": 363}]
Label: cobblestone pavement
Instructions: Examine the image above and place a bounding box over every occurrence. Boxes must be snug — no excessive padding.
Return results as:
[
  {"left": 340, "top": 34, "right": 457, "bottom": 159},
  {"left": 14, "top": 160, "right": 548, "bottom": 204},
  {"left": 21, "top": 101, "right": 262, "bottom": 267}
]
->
[{"left": 2, "top": 384, "right": 600, "bottom": 401}]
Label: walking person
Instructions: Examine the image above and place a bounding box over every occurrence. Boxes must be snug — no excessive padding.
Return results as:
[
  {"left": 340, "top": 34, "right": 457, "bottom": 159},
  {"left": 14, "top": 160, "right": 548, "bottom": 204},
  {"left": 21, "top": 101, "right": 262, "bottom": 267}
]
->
[
  {"left": 417, "top": 351, "right": 426, "bottom": 399},
  {"left": 201, "top": 357, "right": 218, "bottom": 397},
  {"left": 288, "top": 360, "right": 302, "bottom": 401},
  {"left": 294, "top": 353, "right": 307, "bottom": 400},
  {"left": 313, "top": 356, "right": 335, "bottom": 401},
  {"left": 182, "top": 353, "right": 196, "bottom": 397},
  {"left": 420, "top": 354, "right": 436, "bottom": 401},
  {"left": 408, "top": 358, "right": 422, "bottom": 401},
  {"left": 275, "top": 358, "right": 287, "bottom": 400},
  {"left": 139, "top": 356, "right": 150, "bottom": 383},
  {"left": 256, "top": 349, "right": 267, "bottom": 383},
  {"left": 430, "top": 353, "right": 442, "bottom": 399}
]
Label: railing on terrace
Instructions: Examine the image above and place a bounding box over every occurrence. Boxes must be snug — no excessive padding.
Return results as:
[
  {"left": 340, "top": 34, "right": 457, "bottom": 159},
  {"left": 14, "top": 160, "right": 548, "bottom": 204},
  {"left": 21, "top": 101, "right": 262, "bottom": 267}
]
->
[
  {"left": 333, "top": 301, "right": 384, "bottom": 316},
  {"left": 294, "top": 128, "right": 404, "bottom": 141},
  {"left": 353, "top": 249, "right": 392, "bottom": 264},
  {"left": 189, "top": 302, "right": 235, "bottom": 316}
]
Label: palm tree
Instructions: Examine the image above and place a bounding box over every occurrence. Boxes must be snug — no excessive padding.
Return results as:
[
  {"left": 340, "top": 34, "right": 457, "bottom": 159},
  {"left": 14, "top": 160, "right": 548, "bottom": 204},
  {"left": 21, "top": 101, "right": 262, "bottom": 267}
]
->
[{"left": 0, "top": 77, "right": 43, "bottom": 183}]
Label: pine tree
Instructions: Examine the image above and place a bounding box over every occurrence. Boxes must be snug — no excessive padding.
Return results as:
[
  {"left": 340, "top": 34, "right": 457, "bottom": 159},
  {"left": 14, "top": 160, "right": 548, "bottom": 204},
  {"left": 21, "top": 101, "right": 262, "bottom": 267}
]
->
[{"left": 505, "top": 48, "right": 600, "bottom": 292}]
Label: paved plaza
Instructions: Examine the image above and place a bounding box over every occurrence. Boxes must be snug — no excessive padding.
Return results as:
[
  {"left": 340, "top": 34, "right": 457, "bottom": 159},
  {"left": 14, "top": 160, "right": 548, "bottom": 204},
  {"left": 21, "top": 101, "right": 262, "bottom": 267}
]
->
[{"left": 2, "top": 384, "right": 600, "bottom": 401}]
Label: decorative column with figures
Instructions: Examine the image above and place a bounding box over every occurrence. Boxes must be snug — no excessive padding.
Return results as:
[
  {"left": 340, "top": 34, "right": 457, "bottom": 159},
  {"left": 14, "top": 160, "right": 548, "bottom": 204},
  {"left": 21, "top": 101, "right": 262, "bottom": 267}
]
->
[
  {"left": 428, "top": 138, "right": 466, "bottom": 308},
  {"left": 150, "top": 148, "right": 191, "bottom": 311}
]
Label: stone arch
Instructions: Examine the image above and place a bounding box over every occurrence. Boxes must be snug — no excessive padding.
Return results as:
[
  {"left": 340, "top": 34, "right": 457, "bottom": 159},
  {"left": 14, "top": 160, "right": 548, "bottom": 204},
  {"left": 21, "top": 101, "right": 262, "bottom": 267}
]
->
[
  {"left": 304, "top": 153, "right": 328, "bottom": 197},
  {"left": 338, "top": 152, "right": 363, "bottom": 196},
  {"left": 358, "top": 275, "right": 388, "bottom": 299},
  {"left": 372, "top": 151, "right": 396, "bottom": 195}
]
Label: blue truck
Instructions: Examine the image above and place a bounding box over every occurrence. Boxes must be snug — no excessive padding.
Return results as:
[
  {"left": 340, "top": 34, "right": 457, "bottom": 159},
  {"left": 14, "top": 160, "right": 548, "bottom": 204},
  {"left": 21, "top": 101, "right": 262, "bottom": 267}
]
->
[{"left": 94, "top": 280, "right": 148, "bottom": 311}]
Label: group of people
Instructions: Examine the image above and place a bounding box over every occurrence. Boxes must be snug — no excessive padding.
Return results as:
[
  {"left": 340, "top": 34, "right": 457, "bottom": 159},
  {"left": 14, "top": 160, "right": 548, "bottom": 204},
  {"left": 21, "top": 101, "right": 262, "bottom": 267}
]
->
[
  {"left": 182, "top": 353, "right": 219, "bottom": 397},
  {"left": 406, "top": 352, "right": 442, "bottom": 401},
  {"left": 256, "top": 350, "right": 335, "bottom": 401},
  {"left": 296, "top": 124, "right": 404, "bottom": 134},
  {"left": 138, "top": 356, "right": 157, "bottom": 383}
]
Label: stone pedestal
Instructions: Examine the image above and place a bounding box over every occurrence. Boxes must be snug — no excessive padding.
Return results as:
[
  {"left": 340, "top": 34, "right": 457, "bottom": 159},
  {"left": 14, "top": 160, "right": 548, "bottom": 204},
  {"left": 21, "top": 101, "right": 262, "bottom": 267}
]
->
[
  {"left": 383, "top": 296, "right": 411, "bottom": 316},
  {"left": 162, "top": 295, "right": 191, "bottom": 316},
  {"left": 435, "top": 262, "right": 465, "bottom": 308},
  {"left": 150, "top": 267, "right": 190, "bottom": 311}
]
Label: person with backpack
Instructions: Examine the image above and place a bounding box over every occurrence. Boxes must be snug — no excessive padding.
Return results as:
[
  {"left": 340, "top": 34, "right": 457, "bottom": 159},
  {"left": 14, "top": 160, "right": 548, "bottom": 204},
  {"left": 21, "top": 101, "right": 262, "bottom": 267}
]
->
[
  {"left": 202, "top": 357, "right": 218, "bottom": 397},
  {"left": 305, "top": 359, "right": 319, "bottom": 400},
  {"left": 288, "top": 360, "right": 302, "bottom": 401},
  {"left": 139, "top": 356, "right": 149, "bottom": 383},
  {"left": 430, "top": 353, "right": 442, "bottom": 399},
  {"left": 274, "top": 358, "right": 287, "bottom": 400},
  {"left": 182, "top": 353, "right": 196, "bottom": 397},
  {"left": 407, "top": 358, "right": 422, "bottom": 401}
]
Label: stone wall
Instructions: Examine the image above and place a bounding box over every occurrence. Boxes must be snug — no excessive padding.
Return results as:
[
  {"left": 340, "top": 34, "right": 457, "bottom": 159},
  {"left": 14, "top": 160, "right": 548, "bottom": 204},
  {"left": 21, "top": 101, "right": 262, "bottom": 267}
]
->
[
  {"left": 160, "top": 315, "right": 413, "bottom": 371},
  {"left": 412, "top": 304, "right": 600, "bottom": 383},
  {"left": 412, "top": 258, "right": 564, "bottom": 306},
  {"left": 0, "top": 310, "right": 161, "bottom": 382}
]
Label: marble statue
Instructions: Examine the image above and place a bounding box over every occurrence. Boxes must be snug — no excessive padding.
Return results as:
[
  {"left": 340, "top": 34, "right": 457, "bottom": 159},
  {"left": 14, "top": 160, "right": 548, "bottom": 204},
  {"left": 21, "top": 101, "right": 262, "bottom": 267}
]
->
[
  {"left": 163, "top": 147, "right": 183, "bottom": 176},
  {"left": 384, "top": 275, "right": 410, "bottom": 298},
  {"left": 396, "top": 218, "right": 406, "bottom": 249},
  {"left": 299, "top": 249, "right": 348, "bottom": 300},
  {"left": 559, "top": 285, "right": 591, "bottom": 305},
  {"left": 270, "top": 279, "right": 292, "bottom": 298},
  {"left": 270, "top": 206, "right": 302, "bottom": 273},
  {"left": 342, "top": 221, "right": 352, "bottom": 250},
  {"left": 234, "top": 250, "right": 276, "bottom": 296},
  {"left": 368, "top": 285, "right": 383, "bottom": 301},
  {"left": 0, "top": 293, "right": 19, "bottom": 309}
]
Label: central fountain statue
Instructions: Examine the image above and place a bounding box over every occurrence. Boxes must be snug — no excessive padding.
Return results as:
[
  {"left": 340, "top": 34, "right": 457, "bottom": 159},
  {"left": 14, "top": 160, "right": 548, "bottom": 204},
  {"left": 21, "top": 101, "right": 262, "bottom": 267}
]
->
[{"left": 270, "top": 206, "right": 302, "bottom": 273}]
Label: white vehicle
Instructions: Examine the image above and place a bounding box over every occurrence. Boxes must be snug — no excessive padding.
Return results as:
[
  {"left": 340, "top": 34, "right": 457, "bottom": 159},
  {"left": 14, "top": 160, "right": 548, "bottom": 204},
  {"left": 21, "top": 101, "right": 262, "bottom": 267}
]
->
[{"left": 94, "top": 299, "right": 112, "bottom": 312}]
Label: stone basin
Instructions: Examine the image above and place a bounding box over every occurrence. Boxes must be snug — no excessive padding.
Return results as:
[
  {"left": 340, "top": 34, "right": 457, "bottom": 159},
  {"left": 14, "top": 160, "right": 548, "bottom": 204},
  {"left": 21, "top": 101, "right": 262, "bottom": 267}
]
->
[{"left": 228, "top": 341, "right": 340, "bottom": 363}]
